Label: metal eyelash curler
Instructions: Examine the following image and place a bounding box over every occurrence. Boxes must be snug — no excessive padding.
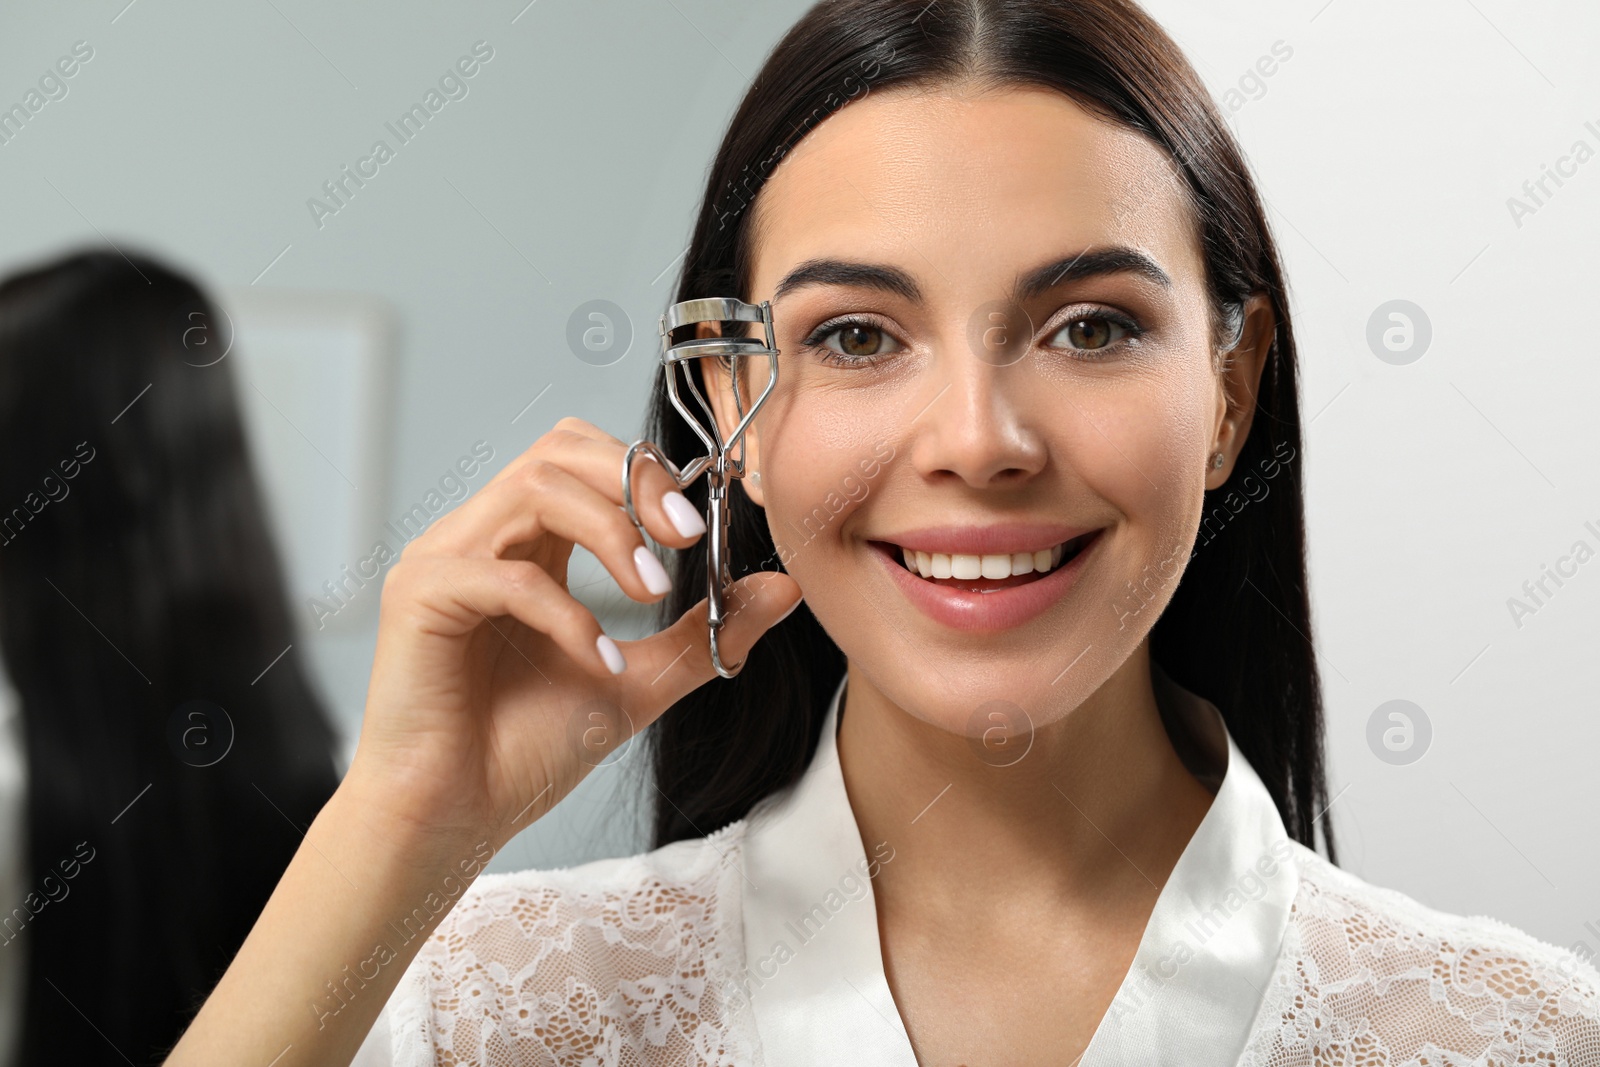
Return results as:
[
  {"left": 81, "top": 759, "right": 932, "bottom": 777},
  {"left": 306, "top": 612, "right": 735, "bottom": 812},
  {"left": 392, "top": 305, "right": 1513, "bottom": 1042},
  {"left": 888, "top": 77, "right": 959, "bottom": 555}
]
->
[{"left": 621, "top": 298, "right": 779, "bottom": 679}]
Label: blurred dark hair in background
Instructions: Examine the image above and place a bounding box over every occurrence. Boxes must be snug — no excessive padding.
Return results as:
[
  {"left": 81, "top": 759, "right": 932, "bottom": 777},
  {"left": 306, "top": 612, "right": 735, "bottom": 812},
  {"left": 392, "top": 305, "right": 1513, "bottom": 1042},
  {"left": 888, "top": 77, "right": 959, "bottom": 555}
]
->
[{"left": 0, "top": 248, "right": 340, "bottom": 1064}]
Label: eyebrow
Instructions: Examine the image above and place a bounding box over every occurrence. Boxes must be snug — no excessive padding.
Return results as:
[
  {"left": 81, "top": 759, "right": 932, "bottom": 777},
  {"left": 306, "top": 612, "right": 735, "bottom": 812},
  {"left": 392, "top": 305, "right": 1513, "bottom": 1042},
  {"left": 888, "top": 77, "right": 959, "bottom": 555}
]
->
[{"left": 770, "top": 246, "right": 1172, "bottom": 305}]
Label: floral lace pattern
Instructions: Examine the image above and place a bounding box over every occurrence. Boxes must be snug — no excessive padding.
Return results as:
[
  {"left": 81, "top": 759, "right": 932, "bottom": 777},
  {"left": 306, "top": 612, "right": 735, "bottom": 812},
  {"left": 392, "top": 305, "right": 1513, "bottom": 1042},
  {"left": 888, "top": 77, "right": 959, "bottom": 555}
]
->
[
  {"left": 385, "top": 821, "right": 761, "bottom": 1067},
  {"left": 374, "top": 824, "right": 1600, "bottom": 1066},
  {"left": 1241, "top": 844, "right": 1600, "bottom": 1066}
]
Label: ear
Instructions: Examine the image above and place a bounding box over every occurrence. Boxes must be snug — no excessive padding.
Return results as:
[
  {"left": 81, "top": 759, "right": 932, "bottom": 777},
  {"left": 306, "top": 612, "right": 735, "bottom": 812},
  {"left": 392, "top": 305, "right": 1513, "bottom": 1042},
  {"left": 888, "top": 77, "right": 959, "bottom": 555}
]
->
[
  {"left": 1206, "top": 292, "right": 1274, "bottom": 490},
  {"left": 696, "top": 320, "right": 767, "bottom": 508}
]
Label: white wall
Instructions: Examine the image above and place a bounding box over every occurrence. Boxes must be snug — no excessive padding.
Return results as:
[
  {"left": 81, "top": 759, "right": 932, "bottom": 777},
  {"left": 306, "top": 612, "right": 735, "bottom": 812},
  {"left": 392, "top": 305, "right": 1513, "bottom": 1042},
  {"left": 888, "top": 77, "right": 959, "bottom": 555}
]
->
[
  {"left": 1, "top": 0, "right": 1595, "bottom": 950},
  {"left": 1146, "top": 0, "right": 1600, "bottom": 954}
]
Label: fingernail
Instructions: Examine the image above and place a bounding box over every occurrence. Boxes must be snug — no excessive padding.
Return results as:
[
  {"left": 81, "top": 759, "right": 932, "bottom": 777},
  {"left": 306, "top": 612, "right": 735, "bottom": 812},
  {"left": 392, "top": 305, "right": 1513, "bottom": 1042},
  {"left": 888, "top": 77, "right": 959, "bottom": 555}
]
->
[
  {"left": 596, "top": 634, "right": 626, "bottom": 675},
  {"left": 633, "top": 545, "right": 672, "bottom": 596},
  {"left": 775, "top": 597, "right": 803, "bottom": 625},
  {"left": 662, "top": 491, "right": 707, "bottom": 538}
]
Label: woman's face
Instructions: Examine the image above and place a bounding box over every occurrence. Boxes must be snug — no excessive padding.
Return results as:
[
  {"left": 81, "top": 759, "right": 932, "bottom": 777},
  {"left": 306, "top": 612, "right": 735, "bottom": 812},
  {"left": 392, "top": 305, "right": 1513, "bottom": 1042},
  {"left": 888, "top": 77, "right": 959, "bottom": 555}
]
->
[{"left": 711, "top": 84, "right": 1265, "bottom": 733}]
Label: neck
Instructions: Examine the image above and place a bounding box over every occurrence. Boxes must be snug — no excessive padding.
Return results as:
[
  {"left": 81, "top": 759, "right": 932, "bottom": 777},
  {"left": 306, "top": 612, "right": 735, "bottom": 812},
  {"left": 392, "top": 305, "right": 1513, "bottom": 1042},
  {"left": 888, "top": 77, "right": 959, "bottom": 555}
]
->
[{"left": 836, "top": 642, "right": 1216, "bottom": 921}]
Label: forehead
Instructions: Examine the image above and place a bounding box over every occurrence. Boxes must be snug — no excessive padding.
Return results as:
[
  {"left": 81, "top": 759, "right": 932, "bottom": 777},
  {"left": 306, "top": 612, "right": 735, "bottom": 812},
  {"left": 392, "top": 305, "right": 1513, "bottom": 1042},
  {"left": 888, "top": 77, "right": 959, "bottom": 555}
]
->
[{"left": 747, "top": 84, "right": 1205, "bottom": 299}]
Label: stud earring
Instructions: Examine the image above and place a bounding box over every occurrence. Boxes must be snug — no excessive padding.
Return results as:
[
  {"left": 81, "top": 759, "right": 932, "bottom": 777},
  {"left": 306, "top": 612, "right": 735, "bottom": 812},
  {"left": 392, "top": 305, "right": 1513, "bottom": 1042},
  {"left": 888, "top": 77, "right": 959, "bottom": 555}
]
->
[
  {"left": 750, "top": 469, "right": 763, "bottom": 489},
  {"left": 1210, "top": 452, "right": 1225, "bottom": 470}
]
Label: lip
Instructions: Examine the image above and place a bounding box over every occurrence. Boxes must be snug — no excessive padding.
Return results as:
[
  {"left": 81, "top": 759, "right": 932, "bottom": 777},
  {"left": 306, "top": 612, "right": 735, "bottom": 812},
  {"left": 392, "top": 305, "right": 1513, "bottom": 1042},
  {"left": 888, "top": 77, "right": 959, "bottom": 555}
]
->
[
  {"left": 873, "top": 522, "right": 1094, "bottom": 557},
  {"left": 870, "top": 529, "right": 1101, "bottom": 632}
]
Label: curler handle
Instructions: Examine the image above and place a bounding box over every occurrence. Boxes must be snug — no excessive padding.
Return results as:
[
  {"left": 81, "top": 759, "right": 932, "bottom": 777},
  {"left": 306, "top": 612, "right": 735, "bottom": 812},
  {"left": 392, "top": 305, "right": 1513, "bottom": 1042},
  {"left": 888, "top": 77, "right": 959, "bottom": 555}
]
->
[
  {"left": 703, "top": 459, "right": 746, "bottom": 678},
  {"left": 620, "top": 439, "right": 747, "bottom": 678}
]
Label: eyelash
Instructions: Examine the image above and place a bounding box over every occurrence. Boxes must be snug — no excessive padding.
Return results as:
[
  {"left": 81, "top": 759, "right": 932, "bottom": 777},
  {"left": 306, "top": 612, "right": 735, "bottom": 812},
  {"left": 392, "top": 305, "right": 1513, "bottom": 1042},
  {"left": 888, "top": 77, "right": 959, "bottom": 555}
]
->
[
  {"left": 797, "top": 307, "right": 1145, "bottom": 367},
  {"left": 799, "top": 314, "right": 900, "bottom": 367}
]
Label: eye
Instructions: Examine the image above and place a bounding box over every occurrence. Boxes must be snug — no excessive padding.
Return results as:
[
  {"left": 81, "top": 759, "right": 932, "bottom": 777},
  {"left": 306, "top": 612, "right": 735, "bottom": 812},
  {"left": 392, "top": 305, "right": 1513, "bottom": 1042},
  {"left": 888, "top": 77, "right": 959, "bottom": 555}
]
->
[
  {"left": 801, "top": 317, "right": 903, "bottom": 366},
  {"left": 1045, "top": 311, "right": 1140, "bottom": 355}
]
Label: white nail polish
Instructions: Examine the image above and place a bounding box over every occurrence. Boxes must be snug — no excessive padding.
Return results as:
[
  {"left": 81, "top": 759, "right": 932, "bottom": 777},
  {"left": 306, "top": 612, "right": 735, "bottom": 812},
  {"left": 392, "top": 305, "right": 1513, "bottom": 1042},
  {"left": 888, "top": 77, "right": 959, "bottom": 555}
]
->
[
  {"left": 634, "top": 545, "right": 672, "bottom": 595},
  {"left": 775, "top": 597, "right": 803, "bottom": 624},
  {"left": 662, "top": 491, "right": 707, "bottom": 538},
  {"left": 596, "top": 634, "right": 626, "bottom": 675}
]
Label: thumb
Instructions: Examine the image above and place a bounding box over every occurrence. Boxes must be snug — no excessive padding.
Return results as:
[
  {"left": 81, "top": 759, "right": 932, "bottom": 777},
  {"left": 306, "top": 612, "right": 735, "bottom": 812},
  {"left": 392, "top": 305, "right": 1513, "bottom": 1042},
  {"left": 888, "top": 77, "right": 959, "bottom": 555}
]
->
[{"left": 619, "top": 570, "right": 804, "bottom": 713}]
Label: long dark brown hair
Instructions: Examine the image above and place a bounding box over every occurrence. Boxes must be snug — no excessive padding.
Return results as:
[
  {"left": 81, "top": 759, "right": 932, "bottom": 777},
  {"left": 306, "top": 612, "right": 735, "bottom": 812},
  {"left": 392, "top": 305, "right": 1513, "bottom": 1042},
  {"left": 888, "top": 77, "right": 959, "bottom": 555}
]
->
[
  {"left": 645, "top": 0, "right": 1334, "bottom": 862},
  {"left": 0, "top": 248, "right": 340, "bottom": 1063}
]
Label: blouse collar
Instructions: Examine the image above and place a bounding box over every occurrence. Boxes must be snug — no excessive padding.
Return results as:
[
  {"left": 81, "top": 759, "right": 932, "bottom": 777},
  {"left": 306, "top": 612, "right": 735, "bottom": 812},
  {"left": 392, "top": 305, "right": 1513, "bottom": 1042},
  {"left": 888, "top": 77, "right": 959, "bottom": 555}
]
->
[{"left": 734, "top": 666, "right": 1299, "bottom": 1067}]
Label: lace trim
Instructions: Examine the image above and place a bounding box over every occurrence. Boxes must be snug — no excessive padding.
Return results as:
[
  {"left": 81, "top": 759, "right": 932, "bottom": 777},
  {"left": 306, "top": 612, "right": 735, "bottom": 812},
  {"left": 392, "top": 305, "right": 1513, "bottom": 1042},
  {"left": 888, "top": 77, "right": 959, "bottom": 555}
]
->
[
  {"left": 1241, "top": 844, "right": 1600, "bottom": 1066},
  {"left": 375, "top": 822, "right": 1600, "bottom": 1066},
  {"left": 388, "top": 820, "right": 761, "bottom": 1067}
]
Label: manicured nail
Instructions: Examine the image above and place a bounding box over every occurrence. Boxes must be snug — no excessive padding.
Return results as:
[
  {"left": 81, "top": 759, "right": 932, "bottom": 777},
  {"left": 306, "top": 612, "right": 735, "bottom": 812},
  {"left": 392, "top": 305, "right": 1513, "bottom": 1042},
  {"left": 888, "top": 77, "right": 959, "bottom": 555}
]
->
[
  {"left": 596, "top": 634, "right": 626, "bottom": 675},
  {"left": 662, "top": 491, "right": 707, "bottom": 538},
  {"left": 775, "top": 597, "right": 803, "bottom": 625},
  {"left": 633, "top": 545, "right": 672, "bottom": 595}
]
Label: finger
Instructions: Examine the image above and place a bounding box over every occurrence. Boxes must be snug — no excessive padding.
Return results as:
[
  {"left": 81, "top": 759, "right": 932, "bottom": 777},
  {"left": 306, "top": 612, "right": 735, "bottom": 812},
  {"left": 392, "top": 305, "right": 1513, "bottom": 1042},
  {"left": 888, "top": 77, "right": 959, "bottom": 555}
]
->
[
  {"left": 616, "top": 570, "right": 805, "bottom": 719},
  {"left": 427, "top": 433, "right": 706, "bottom": 563},
  {"left": 386, "top": 555, "right": 627, "bottom": 679},
  {"left": 536, "top": 424, "right": 707, "bottom": 548},
  {"left": 427, "top": 459, "right": 686, "bottom": 605},
  {"left": 480, "top": 416, "right": 625, "bottom": 495},
  {"left": 547, "top": 414, "right": 615, "bottom": 443},
  {"left": 499, "top": 461, "right": 683, "bottom": 603}
]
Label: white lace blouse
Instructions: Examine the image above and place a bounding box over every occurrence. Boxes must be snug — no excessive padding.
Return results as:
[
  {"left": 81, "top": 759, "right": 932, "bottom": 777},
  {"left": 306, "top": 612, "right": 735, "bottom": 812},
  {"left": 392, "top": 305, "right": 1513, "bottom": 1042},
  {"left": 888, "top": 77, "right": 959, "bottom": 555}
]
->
[{"left": 351, "top": 672, "right": 1600, "bottom": 1066}]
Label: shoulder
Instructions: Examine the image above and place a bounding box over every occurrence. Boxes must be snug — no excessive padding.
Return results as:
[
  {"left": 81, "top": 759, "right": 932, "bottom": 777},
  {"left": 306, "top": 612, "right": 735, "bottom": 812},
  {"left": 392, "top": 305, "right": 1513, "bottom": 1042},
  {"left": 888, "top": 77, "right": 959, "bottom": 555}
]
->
[
  {"left": 382, "top": 819, "right": 759, "bottom": 1067},
  {"left": 1239, "top": 841, "right": 1600, "bottom": 1066}
]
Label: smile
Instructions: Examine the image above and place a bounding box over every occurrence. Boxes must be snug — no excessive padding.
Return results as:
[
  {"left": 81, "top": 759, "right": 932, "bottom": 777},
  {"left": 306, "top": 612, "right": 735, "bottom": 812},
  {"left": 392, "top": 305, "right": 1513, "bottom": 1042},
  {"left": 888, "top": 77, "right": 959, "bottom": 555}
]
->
[
  {"left": 866, "top": 528, "right": 1102, "bottom": 631},
  {"left": 892, "top": 531, "right": 1095, "bottom": 588}
]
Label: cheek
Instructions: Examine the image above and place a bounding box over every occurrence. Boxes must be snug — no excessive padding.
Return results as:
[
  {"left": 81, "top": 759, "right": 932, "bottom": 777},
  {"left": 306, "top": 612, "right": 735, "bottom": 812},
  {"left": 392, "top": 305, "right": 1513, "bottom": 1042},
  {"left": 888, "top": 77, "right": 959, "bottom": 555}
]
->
[
  {"left": 755, "top": 394, "right": 882, "bottom": 567},
  {"left": 1056, "top": 359, "right": 1216, "bottom": 557}
]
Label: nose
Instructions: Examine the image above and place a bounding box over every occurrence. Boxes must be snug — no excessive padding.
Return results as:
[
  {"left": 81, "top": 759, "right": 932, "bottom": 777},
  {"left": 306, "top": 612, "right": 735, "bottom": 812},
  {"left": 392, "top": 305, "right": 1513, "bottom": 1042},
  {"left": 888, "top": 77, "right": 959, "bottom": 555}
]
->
[{"left": 906, "top": 330, "right": 1048, "bottom": 488}]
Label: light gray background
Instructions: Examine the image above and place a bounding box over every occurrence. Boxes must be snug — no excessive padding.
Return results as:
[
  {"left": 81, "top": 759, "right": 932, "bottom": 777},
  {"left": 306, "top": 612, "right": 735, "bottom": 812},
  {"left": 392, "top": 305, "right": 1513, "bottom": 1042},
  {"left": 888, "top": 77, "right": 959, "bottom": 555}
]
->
[{"left": 1, "top": 0, "right": 1595, "bottom": 952}]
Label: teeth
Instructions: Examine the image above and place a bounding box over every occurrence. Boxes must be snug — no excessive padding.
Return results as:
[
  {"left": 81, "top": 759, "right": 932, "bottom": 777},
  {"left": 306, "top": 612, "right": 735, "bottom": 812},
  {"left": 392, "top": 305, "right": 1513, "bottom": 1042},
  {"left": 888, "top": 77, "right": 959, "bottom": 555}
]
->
[{"left": 898, "top": 538, "right": 1080, "bottom": 580}]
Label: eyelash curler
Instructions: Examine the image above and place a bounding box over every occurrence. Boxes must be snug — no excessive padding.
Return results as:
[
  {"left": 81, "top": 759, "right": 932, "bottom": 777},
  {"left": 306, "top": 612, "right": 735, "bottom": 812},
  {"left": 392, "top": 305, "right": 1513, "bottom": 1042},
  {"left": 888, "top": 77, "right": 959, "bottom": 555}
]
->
[{"left": 622, "top": 298, "right": 779, "bottom": 679}]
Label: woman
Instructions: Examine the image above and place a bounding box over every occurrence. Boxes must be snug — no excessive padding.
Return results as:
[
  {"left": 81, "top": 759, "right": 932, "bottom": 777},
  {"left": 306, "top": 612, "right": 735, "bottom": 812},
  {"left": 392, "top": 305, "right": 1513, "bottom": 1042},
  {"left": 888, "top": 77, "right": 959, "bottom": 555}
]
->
[
  {"left": 170, "top": 1, "right": 1600, "bottom": 1064},
  {"left": 0, "top": 249, "right": 341, "bottom": 1065}
]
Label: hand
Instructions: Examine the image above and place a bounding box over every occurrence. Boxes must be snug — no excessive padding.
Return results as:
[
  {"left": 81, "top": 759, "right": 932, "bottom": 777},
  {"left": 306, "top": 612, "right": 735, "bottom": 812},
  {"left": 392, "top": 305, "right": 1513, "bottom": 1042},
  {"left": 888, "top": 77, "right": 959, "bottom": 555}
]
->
[{"left": 344, "top": 417, "right": 802, "bottom": 851}]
